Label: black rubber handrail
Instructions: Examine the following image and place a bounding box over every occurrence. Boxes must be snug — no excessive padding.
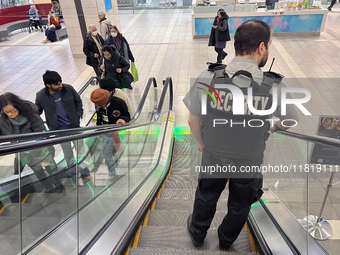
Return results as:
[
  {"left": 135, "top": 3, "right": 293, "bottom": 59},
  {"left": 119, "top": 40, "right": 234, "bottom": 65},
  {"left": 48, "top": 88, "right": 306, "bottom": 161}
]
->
[
  {"left": 0, "top": 77, "right": 173, "bottom": 156},
  {"left": 276, "top": 129, "right": 340, "bottom": 148},
  {"left": 0, "top": 77, "right": 158, "bottom": 143}
]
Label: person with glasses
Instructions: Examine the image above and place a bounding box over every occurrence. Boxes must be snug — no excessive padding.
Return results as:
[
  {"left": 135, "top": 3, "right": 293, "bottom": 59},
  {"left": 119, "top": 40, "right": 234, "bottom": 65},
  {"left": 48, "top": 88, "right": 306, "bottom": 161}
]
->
[{"left": 0, "top": 92, "right": 65, "bottom": 194}]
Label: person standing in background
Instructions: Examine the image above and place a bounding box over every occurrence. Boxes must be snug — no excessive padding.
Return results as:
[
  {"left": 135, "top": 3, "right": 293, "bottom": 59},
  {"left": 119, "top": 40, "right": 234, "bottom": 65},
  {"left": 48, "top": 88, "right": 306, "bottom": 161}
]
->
[
  {"left": 208, "top": 9, "right": 230, "bottom": 64},
  {"left": 104, "top": 25, "right": 135, "bottom": 65},
  {"left": 98, "top": 12, "right": 111, "bottom": 40},
  {"left": 83, "top": 24, "right": 105, "bottom": 79}
]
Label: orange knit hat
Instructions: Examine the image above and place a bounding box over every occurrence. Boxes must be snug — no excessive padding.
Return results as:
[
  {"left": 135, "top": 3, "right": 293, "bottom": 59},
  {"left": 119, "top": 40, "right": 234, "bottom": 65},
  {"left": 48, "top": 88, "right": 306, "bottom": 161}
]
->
[{"left": 90, "top": 89, "right": 110, "bottom": 107}]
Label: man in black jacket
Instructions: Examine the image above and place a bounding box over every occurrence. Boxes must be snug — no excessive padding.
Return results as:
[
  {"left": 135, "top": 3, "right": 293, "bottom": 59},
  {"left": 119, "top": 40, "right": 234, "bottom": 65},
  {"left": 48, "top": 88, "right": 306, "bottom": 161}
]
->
[
  {"left": 83, "top": 24, "right": 104, "bottom": 79},
  {"left": 90, "top": 88, "right": 130, "bottom": 178},
  {"left": 35, "top": 70, "right": 92, "bottom": 182}
]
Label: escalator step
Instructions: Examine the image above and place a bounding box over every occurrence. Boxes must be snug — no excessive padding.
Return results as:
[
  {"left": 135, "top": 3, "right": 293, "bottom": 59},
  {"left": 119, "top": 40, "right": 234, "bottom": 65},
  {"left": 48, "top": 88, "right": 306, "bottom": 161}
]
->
[
  {"left": 154, "top": 199, "right": 228, "bottom": 212},
  {"left": 171, "top": 157, "right": 201, "bottom": 170},
  {"left": 166, "top": 175, "right": 198, "bottom": 183},
  {"left": 129, "top": 247, "right": 255, "bottom": 255},
  {"left": 175, "top": 135, "right": 197, "bottom": 143},
  {"left": 160, "top": 189, "right": 229, "bottom": 200},
  {"left": 147, "top": 210, "right": 228, "bottom": 228},
  {"left": 169, "top": 168, "right": 195, "bottom": 177},
  {"left": 174, "top": 144, "right": 201, "bottom": 156},
  {"left": 136, "top": 226, "right": 252, "bottom": 253},
  {"left": 164, "top": 181, "right": 198, "bottom": 190}
]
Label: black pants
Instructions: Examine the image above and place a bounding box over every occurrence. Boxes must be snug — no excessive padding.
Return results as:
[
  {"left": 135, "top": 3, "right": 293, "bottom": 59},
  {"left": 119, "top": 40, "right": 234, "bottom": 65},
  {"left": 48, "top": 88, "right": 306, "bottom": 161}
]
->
[
  {"left": 188, "top": 151, "right": 263, "bottom": 248},
  {"left": 214, "top": 48, "right": 227, "bottom": 64},
  {"left": 329, "top": 0, "right": 339, "bottom": 8},
  {"left": 93, "top": 66, "right": 102, "bottom": 79}
]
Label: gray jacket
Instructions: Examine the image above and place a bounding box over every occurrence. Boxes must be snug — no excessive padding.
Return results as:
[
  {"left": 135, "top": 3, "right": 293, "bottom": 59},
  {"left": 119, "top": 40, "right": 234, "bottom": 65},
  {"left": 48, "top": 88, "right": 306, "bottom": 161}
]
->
[
  {"left": 99, "top": 17, "right": 111, "bottom": 40},
  {"left": 35, "top": 84, "right": 83, "bottom": 131}
]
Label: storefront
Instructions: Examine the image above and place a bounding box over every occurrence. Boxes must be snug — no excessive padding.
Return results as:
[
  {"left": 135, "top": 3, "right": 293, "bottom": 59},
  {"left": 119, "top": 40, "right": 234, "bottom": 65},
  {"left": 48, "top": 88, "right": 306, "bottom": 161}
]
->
[{"left": 192, "top": 4, "right": 328, "bottom": 37}]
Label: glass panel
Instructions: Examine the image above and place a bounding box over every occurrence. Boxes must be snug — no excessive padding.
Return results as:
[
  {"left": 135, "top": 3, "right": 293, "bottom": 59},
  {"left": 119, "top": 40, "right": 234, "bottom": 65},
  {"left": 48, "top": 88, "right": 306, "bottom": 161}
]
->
[
  {"left": 78, "top": 84, "right": 170, "bottom": 250},
  {"left": 77, "top": 122, "right": 163, "bottom": 250},
  {"left": 20, "top": 141, "right": 77, "bottom": 254},
  {"left": 305, "top": 140, "right": 340, "bottom": 254},
  {"left": 263, "top": 132, "right": 309, "bottom": 223},
  {"left": 0, "top": 152, "right": 21, "bottom": 255}
]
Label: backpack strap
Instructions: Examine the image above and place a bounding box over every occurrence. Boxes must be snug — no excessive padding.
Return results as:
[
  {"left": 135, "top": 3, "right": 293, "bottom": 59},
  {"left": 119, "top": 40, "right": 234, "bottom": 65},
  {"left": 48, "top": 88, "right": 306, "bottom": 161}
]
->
[{"left": 231, "top": 70, "right": 260, "bottom": 92}]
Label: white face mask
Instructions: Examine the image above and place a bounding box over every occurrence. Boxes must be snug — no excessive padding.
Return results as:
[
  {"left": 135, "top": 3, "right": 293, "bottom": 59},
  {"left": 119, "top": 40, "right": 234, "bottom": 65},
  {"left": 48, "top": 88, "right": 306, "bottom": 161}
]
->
[
  {"left": 92, "top": 31, "right": 98, "bottom": 36},
  {"left": 111, "top": 32, "right": 117, "bottom": 37}
]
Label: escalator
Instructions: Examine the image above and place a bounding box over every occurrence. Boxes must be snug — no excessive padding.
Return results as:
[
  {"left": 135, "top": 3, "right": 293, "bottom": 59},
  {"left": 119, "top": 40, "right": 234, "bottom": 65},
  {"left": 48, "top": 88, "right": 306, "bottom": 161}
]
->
[
  {"left": 128, "top": 132, "right": 256, "bottom": 255},
  {"left": 0, "top": 75, "right": 334, "bottom": 255},
  {"left": 0, "top": 75, "right": 159, "bottom": 208},
  {"left": 0, "top": 76, "right": 162, "bottom": 255}
]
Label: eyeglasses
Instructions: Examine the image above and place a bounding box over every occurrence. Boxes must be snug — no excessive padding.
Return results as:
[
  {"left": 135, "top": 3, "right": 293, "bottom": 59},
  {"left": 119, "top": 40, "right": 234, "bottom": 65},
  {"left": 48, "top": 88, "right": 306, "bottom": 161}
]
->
[{"left": 3, "top": 108, "right": 18, "bottom": 115}]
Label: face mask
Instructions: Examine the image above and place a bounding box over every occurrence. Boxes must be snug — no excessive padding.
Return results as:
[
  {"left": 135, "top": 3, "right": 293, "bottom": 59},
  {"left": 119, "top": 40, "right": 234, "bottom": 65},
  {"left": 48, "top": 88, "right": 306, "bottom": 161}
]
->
[
  {"left": 111, "top": 32, "right": 117, "bottom": 37},
  {"left": 92, "top": 31, "right": 98, "bottom": 36}
]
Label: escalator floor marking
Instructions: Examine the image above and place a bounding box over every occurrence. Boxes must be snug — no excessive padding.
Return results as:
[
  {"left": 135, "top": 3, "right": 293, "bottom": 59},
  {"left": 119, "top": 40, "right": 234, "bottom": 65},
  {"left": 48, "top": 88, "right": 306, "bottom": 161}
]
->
[
  {"left": 21, "top": 193, "right": 30, "bottom": 204},
  {"left": 244, "top": 223, "right": 257, "bottom": 253},
  {"left": 0, "top": 205, "right": 6, "bottom": 215}
]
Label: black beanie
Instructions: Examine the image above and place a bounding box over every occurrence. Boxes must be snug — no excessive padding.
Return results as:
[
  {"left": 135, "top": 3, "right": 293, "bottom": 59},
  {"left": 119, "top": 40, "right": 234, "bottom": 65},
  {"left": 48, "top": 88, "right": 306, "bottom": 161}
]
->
[{"left": 99, "top": 78, "right": 118, "bottom": 91}]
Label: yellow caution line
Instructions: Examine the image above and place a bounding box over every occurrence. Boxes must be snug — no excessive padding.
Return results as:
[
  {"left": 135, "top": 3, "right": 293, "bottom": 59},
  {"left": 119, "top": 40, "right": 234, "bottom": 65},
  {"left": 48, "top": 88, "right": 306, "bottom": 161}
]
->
[
  {"left": 143, "top": 210, "right": 151, "bottom": 227},
  {"left": 244, "top": 223, "right": 257, "bottom": 253},
  {"left": 124, "top": 247, "right": 130, "bottom": 255},
  {"left": 21, "top": 193, "right": 30, "bottom": 204},
  {"left": 132, "top": 224, "right": 142, "bottom": 248},
  {"left": 0, "top": 205, "right": 6, "bottom": 215}
]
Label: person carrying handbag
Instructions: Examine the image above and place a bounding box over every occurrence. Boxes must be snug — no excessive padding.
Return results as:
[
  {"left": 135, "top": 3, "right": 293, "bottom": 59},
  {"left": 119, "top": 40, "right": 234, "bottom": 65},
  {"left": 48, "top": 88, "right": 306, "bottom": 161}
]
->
[{"left": 99, "top": 45, "right": 133, "bottom": 89}]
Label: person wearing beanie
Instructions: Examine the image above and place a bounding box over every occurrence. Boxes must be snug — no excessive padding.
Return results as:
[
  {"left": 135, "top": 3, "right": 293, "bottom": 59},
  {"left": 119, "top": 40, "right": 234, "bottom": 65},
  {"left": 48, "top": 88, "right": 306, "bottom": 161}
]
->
[
  {"left": 90, "top": 88, "right": 131, "bottom": 178},
  {"left": 99, "top": 78, "right": 134, "bottom": 117}
]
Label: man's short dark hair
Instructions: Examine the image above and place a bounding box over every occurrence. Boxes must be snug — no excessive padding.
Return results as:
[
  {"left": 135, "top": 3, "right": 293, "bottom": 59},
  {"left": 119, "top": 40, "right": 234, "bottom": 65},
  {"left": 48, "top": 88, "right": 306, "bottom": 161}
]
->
[
  {"left": 234, "top": 20, "right": 271, "bottom": 56},
  {"left": 43, "top": 70, "right": 62, "bottom": 86}
]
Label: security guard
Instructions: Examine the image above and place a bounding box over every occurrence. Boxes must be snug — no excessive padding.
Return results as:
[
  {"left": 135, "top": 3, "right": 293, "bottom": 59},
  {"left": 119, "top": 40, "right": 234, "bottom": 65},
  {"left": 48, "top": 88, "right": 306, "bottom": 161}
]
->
[{"left": 183, "top": 20, "right": 299, "bottom": 250}]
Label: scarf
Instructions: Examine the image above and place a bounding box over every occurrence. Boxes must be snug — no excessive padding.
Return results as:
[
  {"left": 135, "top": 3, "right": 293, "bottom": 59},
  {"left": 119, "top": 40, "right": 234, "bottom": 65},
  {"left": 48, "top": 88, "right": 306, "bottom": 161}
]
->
[
  {"left": 112, "top": 36, "right": 124, "bottom": 56},
  {"left": 8, "top": 115, "right": 28, "bottom": 134},
  {"left": 92, "top": 35, "right": 103, "bottom": 56}
]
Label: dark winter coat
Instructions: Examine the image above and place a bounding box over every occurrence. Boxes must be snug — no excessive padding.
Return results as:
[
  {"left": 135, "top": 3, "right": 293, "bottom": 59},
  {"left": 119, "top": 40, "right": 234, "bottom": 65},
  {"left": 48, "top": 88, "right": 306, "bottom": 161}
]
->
[
  {"left": 83, "top": 33, "right": 105, "bottom": 67},
  {"left": 98, "top": 46, "right": 130, "bottom": 82},
  {"left": 0, "top": 102, "right": 44, "bottom": 135},
  {"left": 35, "top": 84, "right": 83, "bottom": 131},
  {"left": 96, "top": 96, "right": 131, "bottom": 125},
  {"left": 104, "top": 35, "right": 135, "bottom": 63},
  {"left": 208, "top": 16, "right": 230, "bottom": 49}
]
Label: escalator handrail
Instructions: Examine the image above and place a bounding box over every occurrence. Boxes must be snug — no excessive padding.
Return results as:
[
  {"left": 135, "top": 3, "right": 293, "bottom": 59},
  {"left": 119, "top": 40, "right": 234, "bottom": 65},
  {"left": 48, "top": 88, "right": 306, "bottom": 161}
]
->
[
  {"left": 0, "top": 77, "right": 173, "bottom": 156},
  {"left": 0, "top": 77, "right": 158, "bottom": 144},
  {"left": 276, "top": 129, "right": 340, "bottom": 148}
]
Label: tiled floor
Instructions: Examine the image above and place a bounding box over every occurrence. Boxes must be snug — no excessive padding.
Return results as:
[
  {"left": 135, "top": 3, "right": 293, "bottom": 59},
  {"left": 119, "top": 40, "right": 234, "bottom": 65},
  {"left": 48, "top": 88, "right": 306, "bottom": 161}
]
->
[{"left": 1, "top": 6, "right": 340, "bottom": 254}]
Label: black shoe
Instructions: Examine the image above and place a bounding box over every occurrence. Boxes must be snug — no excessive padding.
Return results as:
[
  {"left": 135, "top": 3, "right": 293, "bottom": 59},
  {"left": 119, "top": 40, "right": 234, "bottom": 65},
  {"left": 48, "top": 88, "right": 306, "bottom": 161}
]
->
[
  {"left": 187, "top": 214, "right": 204, "bottom": 247},
  {"left": 219, "top": 244, "right": 231, "bottom": 251},
  {"left": 127, "top": 86, "right": 133, "bottom": 90},
  {"left": 55, "top": 184, "right": 66, "bottom": 195},
  {"left": 328, "top": 6, "right": 332, "bottom": 11},
  {"left": 222, "top": 52, "right": 228, "bottom": 60}
]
